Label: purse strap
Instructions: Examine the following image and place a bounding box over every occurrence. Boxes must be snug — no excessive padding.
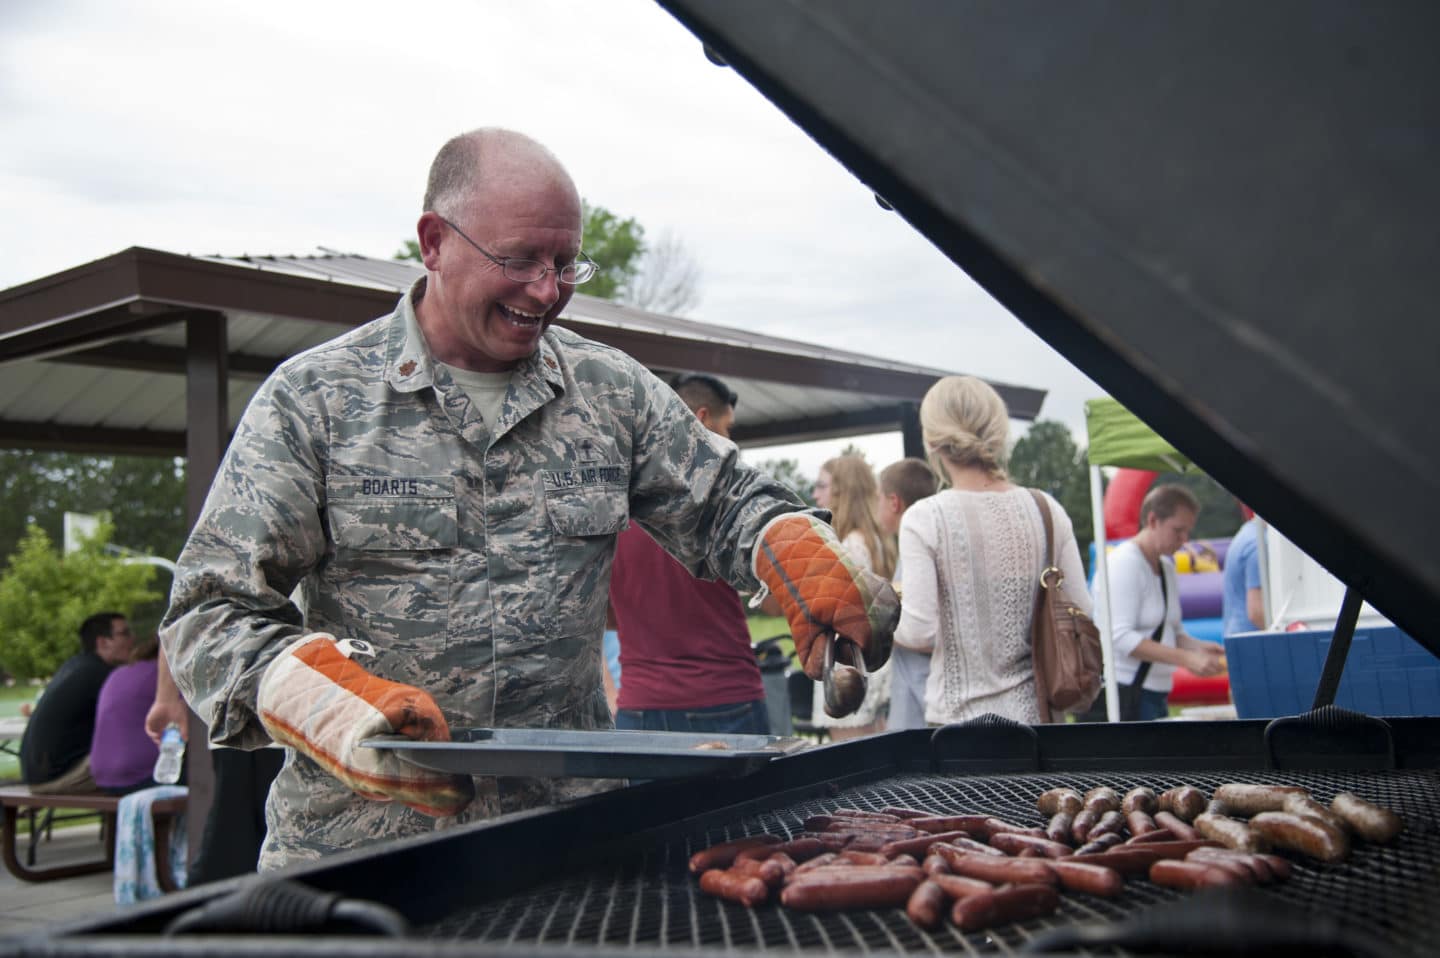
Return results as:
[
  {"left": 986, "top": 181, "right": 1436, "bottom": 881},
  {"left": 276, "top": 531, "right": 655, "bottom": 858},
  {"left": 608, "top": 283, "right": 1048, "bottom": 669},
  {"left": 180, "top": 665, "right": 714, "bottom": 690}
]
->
[
  {"left": 1130, "top": 565, "right": 1169, "bottom": 688},
  {"left": 1028, "top": 489, "right": 1062, "bottom": 590}
]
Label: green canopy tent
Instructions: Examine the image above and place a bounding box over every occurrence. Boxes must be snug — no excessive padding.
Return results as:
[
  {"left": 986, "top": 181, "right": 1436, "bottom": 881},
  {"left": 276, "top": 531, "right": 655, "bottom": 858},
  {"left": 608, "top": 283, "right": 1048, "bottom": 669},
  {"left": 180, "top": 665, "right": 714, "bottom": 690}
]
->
[{"left": 1084, "top": 398, "right": 1195, "bottom": 721}]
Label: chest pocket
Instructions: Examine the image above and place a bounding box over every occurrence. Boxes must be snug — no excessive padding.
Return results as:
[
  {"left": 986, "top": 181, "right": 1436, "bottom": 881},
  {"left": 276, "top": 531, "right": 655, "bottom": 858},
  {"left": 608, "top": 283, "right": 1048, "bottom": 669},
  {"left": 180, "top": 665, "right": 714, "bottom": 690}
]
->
[
  {"left": 544, "top": 486, "right": 629, "bottom": 538},
  {"left": 327, "top": 476, "right": 458, "bottom": 551}
]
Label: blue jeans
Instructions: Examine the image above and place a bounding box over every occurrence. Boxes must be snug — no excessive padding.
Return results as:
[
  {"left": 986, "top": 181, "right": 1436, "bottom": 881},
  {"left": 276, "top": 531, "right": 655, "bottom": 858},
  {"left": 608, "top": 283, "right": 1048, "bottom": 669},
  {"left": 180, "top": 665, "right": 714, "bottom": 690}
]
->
[
  {"left": 616, "top": 699, "right": 770, "bottom": 735},
  {"left": 1135, "top": 689, "right": 1171, "bottom": 721}
]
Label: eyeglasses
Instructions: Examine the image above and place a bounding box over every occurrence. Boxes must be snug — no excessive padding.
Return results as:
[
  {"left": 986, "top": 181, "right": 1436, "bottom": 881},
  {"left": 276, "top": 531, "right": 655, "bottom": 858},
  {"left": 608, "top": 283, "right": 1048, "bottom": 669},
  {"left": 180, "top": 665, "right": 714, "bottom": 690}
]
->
[
  {"left": 671, "top": 372, "right": 738, "bottom": 409},
  {"left": 438, "top": 216, "right": 598, "bottom": 286}
]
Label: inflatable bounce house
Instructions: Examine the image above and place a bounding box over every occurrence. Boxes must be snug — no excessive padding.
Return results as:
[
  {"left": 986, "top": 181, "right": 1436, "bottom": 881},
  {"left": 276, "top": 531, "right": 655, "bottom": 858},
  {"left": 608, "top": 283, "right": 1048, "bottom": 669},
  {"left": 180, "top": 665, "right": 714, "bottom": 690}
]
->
[{"left": 1084, "top": 398, "right": 1235, "bottom": 716}]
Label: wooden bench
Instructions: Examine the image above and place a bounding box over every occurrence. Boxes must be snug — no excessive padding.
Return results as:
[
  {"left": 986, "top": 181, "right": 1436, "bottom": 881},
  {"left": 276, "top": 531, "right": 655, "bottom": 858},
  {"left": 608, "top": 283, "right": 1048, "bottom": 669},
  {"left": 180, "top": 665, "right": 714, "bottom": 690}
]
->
[{"left": 0, "top": 785, "right": 186, "bottom": 889}]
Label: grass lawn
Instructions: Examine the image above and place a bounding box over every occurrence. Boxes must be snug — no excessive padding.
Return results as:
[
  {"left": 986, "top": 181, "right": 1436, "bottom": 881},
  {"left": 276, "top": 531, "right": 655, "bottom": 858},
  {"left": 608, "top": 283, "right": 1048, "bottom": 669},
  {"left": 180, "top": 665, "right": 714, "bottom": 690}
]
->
[
  {"left": 1, "top": 684, "right": 40, "bottom": 783},
  {"left": 747, "top": 615, "right": 795, "bottom": 665}
]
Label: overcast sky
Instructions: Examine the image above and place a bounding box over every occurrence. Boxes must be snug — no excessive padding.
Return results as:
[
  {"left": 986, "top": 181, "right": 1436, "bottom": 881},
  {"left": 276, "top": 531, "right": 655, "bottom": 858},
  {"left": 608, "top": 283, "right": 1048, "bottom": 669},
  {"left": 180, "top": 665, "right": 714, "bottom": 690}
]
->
[{"left": 1, "top": 0, "right": 1104, "bottom": 478}]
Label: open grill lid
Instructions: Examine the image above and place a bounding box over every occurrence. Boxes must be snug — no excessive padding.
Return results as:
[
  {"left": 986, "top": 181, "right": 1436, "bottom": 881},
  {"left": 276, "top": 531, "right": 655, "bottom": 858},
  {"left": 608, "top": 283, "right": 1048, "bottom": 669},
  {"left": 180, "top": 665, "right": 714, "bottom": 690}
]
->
[{"left": 657, "top": 0, "right": 1440, "bottom": 655}]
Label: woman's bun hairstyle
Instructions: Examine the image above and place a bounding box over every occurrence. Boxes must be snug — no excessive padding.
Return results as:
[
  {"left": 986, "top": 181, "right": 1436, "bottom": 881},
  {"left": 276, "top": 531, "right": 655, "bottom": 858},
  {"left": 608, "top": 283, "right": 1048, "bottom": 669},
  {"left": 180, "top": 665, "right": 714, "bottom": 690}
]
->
[{"left": 920, "top": 375, "right": 1010, "bottom": 482}]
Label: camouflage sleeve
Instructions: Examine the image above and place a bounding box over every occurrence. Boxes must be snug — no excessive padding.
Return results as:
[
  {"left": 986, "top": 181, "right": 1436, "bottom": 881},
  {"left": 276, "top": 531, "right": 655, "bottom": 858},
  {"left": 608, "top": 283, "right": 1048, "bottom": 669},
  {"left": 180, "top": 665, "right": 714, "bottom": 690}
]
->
[
  {"left": 623, "top": 365, "right": 816, "bottom": 590},
  {"left": 159, "top": 366, "right": 326, "bottom": 749}
]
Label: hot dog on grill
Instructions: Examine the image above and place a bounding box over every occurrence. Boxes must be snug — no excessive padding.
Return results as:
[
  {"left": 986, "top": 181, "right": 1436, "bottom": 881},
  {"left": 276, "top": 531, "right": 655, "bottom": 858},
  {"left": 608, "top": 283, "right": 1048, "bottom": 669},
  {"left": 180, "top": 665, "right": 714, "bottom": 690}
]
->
[
  {"left": 950, "top": 883, "right": 1061, "bottom": 932},
  {"left": 1045, "top": 858, "right": 1125, "bottom": 897},
  {"left": 700, "top": 867, "right": 771, "bottom": 906},
  {"left": 689, "top": 835, "right": 783, "bottom": 873},
  {"left": 1152, "top": 811, "right": 1199, "bottom": 841},
  {"left": 931, "top": 845, "right": 1057, "bottom": 885},
  {"left": 905, "top": 880, "right": 948, "bottom": 929},
  {"left": 989, "top": 832, "right": 1075, "bottom": 858},
  {"left": 1149, "top": 858, "right": 1247, "bottom": 889},
  {"left": 780, "top": 866, "right": 924, "bottom": 911}
]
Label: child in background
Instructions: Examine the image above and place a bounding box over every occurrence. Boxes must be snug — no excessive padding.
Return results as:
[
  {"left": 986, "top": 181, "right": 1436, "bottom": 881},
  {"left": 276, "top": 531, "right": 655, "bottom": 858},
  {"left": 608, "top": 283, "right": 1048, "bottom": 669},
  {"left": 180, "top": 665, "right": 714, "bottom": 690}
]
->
[{"left": 876, "top": 458, "right": 940, "bottom": 729}]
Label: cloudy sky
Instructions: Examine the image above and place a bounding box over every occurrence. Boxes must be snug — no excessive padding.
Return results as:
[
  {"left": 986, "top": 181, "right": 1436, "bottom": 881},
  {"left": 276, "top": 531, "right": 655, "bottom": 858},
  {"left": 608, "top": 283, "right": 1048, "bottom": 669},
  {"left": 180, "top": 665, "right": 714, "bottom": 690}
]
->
[{"left": 1, "top": 0, "right": 1103, "bottom": 477}]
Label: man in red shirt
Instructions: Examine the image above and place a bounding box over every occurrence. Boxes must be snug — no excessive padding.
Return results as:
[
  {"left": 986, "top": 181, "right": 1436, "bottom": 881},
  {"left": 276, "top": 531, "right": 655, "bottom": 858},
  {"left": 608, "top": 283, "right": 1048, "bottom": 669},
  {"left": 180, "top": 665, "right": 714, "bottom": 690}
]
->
[{"left": 606, "top": 374, "right": 769, "bottom": 734}]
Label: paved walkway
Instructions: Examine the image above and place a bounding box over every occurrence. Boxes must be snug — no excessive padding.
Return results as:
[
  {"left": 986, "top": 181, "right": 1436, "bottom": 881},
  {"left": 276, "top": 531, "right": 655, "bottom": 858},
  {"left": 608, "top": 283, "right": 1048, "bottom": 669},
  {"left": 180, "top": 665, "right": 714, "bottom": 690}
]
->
[{"left": 0, "top": 823, "right": 124, "bottom": 941}]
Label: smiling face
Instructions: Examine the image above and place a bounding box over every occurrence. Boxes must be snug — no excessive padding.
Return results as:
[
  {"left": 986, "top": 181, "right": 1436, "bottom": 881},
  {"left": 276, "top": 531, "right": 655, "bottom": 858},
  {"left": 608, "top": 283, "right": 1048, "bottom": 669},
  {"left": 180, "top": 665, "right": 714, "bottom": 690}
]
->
[{"left": 416, "top": 138, "right": 583, "bottom": 371}]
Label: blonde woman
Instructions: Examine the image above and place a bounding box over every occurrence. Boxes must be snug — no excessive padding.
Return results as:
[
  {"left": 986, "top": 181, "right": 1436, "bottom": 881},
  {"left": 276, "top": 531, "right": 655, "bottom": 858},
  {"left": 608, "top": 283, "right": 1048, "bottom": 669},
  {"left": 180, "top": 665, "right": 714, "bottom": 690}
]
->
[
  {"left": 892, "top": 377, "right": 1092, "bottom": 724},
  {"left": 811, "top": 455, "right": 896, "bottom": 739}
]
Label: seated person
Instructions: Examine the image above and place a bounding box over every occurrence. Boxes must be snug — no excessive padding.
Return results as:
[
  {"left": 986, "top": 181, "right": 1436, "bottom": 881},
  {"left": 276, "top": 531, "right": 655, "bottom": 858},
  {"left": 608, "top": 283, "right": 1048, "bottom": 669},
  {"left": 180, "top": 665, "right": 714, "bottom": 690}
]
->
[
  {"left": 91, "top": 637, "right": 162, "bottom": 795},
  {"left": 20, "top": 612, "right": 135, "bottom": 793}
]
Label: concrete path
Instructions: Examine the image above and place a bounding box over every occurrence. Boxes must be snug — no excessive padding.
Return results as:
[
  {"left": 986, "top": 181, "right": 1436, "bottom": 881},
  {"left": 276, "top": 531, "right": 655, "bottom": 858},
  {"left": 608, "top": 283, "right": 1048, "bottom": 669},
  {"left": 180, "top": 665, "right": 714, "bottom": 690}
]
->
[{"left": 0, "top": 823, "right": 124, "bottom": 942}]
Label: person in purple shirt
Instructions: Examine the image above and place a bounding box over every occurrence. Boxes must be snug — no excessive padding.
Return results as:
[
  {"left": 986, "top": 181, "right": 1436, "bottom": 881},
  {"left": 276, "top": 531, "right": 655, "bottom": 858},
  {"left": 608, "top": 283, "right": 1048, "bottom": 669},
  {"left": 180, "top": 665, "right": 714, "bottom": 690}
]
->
[{"left": 91, "top": 638, "right": 161, "bottom": 794}]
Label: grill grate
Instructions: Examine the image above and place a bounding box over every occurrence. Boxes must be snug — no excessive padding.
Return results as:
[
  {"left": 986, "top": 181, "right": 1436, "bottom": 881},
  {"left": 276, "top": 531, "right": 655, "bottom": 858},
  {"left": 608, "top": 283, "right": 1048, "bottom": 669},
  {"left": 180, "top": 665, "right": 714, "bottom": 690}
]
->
[{"left": 424, "top": 768, "right": 1440, "bottom": 955}]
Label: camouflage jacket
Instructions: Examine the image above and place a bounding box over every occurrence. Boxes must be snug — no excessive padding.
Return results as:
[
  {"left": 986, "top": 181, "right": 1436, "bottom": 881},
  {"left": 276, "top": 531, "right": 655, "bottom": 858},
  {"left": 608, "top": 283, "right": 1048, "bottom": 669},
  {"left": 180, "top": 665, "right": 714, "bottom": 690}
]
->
[{"left": 161, "top": 282, "right": 807, "bottom": 866}]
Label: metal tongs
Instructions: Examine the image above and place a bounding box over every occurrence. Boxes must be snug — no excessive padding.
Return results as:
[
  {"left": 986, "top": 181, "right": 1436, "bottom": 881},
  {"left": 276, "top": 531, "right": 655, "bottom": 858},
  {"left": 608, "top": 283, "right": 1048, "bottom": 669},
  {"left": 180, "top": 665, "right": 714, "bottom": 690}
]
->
[{"left": 821, "top": 631, "right": 869, "bottom": 718}]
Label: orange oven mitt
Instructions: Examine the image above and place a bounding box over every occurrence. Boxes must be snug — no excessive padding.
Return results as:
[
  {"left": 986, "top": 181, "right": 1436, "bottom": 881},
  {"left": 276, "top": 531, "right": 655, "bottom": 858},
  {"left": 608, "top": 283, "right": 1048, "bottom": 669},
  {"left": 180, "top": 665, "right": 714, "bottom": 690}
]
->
[
  {"left": 257, "top": 633, "right": 474, "bottom": 817},
  {"left": 753, "top": 514, "right": 900, "bottom": 680}
]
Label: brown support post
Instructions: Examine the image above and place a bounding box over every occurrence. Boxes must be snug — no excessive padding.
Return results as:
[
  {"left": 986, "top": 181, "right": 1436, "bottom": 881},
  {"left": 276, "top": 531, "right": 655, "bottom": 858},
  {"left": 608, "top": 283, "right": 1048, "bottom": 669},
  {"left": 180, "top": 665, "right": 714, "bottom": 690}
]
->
[
  {"left": 900, "top": 402, "right": 924, "bottom": 459},
  {"left": 183, "top": 310, "right": 227, "bottom": 871}
]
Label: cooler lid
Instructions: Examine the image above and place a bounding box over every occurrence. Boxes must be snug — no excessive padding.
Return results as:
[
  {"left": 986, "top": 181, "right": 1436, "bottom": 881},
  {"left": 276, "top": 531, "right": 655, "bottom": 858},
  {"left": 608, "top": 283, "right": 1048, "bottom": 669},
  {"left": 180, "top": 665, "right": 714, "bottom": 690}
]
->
[{"left": 658, "top": 0, "right": 1440, "bottom": 654}]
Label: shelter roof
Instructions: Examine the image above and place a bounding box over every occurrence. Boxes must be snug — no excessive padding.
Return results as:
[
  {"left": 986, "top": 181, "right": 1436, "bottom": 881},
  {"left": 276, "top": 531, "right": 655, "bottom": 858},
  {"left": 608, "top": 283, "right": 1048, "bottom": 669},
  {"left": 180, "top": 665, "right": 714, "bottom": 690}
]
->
[{"left": 0, "top": 246, "right": 1044, "bottom": 455}]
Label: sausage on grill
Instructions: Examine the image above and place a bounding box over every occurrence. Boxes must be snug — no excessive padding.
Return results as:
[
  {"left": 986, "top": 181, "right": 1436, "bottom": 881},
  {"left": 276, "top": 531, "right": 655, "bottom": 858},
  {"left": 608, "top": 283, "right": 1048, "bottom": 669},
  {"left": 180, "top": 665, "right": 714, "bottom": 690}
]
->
[
  {"left": 1073, "top": 832, "right": 1124, "bottom": 855},
  {"left": 1193, "top": 812, "right": 1267, "bottom": 853},
  {"left": 1122, "top": 786, "right": 1158, "bottom": 815},
  {"left": 1046, "top": 811, "right": 1077, "bottom": 844},
  {"left": 1282, "top": 793, "right": 1348, "bottom": 833},
  {"left": 1249, "top": 811, "right": 1350, "bottom": 863},
  {"left": 1079, "top": 840, "right": 1219, "bottom": 875},
  {"left": 1211, "top": 784, "right": 1307, "bottom": 816},
  {"left": 879, "top": 830, "right": 970, "bottom": 860},
  {"left": 1037, "top": 788, "right": 1084, "bottom": 817},
  {"left": 1157, "top": 786, "right": 1207, "bottom": 822},
  {"left": 1330, "top": 792, "right": 1404, "bottom": 843}
]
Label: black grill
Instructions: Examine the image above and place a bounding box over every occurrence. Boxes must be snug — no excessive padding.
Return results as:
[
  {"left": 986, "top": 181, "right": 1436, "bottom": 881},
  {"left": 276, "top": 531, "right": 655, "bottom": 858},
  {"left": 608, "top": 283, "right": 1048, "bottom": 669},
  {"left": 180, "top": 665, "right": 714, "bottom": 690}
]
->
[{"left": 425, "top": 768, "right": 1440, "bottom": 956}]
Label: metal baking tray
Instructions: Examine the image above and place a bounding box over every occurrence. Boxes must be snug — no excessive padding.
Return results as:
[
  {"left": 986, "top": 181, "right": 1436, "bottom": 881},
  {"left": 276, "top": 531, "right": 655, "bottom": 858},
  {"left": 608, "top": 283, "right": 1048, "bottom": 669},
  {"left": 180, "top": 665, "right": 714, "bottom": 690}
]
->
[{"left": 361, "top": 727, "right": 810, "bottom": 779}]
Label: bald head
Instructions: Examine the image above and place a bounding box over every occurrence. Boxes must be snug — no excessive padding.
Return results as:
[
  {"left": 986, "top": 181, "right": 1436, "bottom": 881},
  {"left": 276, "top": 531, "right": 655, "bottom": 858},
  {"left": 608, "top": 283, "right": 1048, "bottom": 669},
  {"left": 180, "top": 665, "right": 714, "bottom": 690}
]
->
[{"left": 424, "top": 128, "right": 578, "bottom": 221}]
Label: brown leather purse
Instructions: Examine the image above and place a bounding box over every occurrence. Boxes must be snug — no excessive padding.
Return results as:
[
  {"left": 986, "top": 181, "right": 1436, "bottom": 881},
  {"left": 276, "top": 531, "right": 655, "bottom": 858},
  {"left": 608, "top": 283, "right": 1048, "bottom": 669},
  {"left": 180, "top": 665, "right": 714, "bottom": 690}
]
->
[{"left": 1028, "top": 489, "right": 1103, "bottom": 722}]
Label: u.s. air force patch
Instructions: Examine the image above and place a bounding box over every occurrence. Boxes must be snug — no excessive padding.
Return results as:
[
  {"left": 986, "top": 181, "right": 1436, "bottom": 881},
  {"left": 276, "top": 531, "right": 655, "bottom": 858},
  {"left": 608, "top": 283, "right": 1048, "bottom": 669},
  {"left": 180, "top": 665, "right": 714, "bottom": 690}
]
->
[{"left": 542, "top": 464, "right": 626, "bottom": 490}]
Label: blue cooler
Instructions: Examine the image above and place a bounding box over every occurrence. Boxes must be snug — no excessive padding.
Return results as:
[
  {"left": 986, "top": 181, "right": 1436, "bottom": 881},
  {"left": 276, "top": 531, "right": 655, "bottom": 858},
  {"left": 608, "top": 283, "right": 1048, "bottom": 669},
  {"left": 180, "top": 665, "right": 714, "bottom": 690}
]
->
[{"left": 1225, "top": 624, "right": 1440, "bottom": 718}]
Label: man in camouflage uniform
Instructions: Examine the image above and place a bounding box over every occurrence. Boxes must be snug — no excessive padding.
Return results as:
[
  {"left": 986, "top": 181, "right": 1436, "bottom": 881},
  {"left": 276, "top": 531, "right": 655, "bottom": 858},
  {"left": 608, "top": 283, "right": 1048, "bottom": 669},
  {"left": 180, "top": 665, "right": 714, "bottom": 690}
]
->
[{"left": 162, "top": 128, "right": 898, "bottom": 868}]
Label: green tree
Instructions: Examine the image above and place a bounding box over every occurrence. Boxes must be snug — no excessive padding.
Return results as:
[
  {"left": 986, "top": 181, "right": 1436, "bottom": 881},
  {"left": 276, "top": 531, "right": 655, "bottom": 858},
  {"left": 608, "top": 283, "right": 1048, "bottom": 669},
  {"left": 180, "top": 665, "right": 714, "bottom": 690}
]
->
[
  {"left": 580, "top": 200, "right": 645, "bottom": 301},
  {"left": 394, "top": 238, "right": 421, "bottom": 262},
  {"left": 0, "top": 451, "right": 188, "bottom": 568},
  {"left": 0, "top": 523, "right": 160, "bottom": 679},
  {"left": 1009, "top": 421, "right": 1095, "bottom": 565},
  {"left": 753, "top": 458, "right": 815, "bottom": 506}
]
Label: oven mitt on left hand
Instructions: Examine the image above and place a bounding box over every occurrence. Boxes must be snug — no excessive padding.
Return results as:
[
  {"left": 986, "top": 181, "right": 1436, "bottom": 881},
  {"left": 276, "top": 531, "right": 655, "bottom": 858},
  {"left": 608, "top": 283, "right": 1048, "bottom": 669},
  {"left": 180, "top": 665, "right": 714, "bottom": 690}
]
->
[
  {"left": 257, "top": 633, "right": 475, "bottom": 817},
  {"left": 752, "top": 513, "right": 900, "bottom": 680}
]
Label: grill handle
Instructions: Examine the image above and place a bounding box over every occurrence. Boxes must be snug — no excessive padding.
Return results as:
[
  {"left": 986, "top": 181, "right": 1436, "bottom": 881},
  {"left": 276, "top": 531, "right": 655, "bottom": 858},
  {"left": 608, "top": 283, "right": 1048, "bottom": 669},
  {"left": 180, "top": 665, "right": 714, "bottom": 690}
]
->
[{"left": 1264, "top": 705, "right": 1395, "bottom": 770}]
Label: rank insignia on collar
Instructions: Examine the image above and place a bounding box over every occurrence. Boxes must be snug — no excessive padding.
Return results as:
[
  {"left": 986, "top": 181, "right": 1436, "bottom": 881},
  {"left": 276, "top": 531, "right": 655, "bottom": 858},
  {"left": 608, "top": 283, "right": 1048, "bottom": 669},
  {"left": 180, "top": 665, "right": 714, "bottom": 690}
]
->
[{"left": 399, "top": 360, "right": 417, "bottom": 376}]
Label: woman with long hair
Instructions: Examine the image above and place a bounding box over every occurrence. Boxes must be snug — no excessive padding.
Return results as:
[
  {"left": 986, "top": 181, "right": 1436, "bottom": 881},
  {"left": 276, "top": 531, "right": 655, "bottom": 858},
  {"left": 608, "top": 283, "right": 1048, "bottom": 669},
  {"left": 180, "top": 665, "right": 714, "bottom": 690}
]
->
[
  {"left": 892, "top": 376, "right": 1093, "bottom": 724},
  {"left": 811, "top": 454, "right": 895, "bottom": 739}
]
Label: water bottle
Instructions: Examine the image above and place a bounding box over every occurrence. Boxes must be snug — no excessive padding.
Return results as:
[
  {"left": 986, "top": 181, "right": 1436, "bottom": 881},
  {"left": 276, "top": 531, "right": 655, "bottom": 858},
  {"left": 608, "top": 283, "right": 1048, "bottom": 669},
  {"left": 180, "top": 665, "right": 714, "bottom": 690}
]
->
[{"left": 154, "top": 723, "right": 185, "bottom": 785}]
